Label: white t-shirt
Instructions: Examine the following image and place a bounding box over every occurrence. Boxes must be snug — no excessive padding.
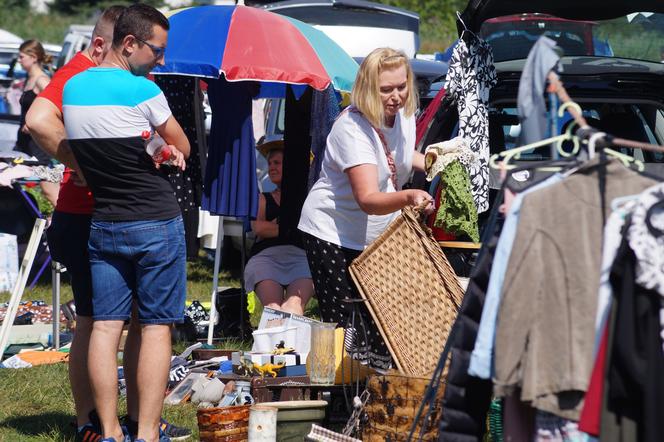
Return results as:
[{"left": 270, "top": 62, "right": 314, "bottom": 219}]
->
[{"left": 298, "top": 108, "right": 416, "bottom": 250}]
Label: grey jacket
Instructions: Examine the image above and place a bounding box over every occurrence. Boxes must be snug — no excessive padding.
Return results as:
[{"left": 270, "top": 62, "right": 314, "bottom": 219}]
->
[{"left": 493, "top": 159, "right": 656, "bottom": 420}]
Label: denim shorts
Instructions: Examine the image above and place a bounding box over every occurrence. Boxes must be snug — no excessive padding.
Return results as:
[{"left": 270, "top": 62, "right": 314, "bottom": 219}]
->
[
  {"left": 88, "top": 216, "right": 186, "bottom": 324},
  {"left": 46, "top": 211, "right": 93, "bottom": 317}
]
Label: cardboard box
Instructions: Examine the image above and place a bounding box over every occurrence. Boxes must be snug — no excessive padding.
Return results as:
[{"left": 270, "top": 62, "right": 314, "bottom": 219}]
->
[{"left": 253, "top": 308, "right": 322, "bottom": 355}]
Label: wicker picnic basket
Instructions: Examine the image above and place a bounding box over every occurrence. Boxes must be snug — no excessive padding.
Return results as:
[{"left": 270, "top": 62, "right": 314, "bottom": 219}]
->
[
  {"left": 197, "top": 404, "right": 251, "bottom": 442},
  {"left": 349, "top": 204, "right": 464, "bottom": 377},
  {"left": 363, "top": 371, "right": 446, "bottom": 441}
]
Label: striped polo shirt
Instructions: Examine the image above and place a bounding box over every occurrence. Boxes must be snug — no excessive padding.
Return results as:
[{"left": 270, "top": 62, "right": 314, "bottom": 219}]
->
[{"left": 63, "top": 67, "right": 180, "bottom": 221}]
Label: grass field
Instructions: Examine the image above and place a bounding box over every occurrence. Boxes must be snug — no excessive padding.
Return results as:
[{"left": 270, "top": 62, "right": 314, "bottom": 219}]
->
[{"left": 0, "top": 254, "right": 259, "bottom": 441}]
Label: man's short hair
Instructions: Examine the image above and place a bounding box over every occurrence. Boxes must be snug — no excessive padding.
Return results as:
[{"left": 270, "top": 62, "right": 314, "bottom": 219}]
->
[
  {"left": 92, "top": 5, "right": 126, "bottom": 40},
  {"left": 112, "top": 3, "right": 169, "bottom": 48}
]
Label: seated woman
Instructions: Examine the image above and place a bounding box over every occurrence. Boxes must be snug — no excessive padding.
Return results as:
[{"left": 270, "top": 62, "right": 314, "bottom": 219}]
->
[{"left": 244, "top": 141, "right": 314, "bottom": 315}]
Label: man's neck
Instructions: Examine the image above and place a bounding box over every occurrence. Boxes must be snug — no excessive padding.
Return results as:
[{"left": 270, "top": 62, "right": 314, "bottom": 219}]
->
[
  {"left": 83, "top": 47, "right": 96, "bottom": 64},
  {"left": 100, "top": 50, "right": 130, "bottom": 71}
]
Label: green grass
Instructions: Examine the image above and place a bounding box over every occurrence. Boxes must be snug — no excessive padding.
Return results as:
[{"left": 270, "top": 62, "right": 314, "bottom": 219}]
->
[
  {"left": 0, "top": 253, "right": 239, "bottom": 441},
  {"left": 0, "top": 250, "right": 320, "bottom": 441},
  {"left": 0, "top": 363, "right": 200, "bottom": 441}
]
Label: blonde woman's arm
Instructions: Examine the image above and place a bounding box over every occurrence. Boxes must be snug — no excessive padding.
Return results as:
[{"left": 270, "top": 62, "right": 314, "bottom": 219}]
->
[{"left": 347, "top": 164, "right": 433, "bottom": 215}]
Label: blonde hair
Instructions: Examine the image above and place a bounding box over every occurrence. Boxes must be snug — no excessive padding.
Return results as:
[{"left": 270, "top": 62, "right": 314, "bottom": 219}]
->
[
  {"left": 19, "top": 40, "right": 52, "bottom": 65},
  {"left": 351, "top": 47, "right": 418, "bottom": 128}
]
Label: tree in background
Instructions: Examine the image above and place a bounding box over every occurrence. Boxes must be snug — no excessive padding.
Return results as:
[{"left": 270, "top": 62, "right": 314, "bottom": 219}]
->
[
  {"left": 382, "top": 0, "right": 466, "bottom": 52},
  {"left": 52, "top": 0, "right": 162, "bottom": 16},
  {"left": 0, "top": 0, "right": 163, "bottom": 44}
]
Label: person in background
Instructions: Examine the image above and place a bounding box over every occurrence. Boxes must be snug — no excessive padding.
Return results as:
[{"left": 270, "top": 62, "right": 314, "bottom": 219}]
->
[
  {"left": 298, "top": 47, "right": 433, "bottom": 370},
  {"left": 25, "top": 6, "right": 191, "bottom": 442},
  {"left": 62, "top": 4, "right": 189, "bottom": 442},
  {"left": 245, "top": 140, "right": 314, "bottom": 315},
  {"left": 15, "top": 39, "right": 59, "bottom": 206}
]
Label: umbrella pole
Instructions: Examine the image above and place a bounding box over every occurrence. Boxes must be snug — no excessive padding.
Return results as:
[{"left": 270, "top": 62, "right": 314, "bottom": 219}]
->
[
  {"left": 239, "top": 222, "right": 247, "bottom": 339},
  {"left": 207, "top": 217, "right": 224, "bottom": 346}
]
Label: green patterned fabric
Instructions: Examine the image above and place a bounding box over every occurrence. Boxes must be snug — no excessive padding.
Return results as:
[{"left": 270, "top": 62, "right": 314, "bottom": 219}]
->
[
  {"left": 488, "top": 399, "right": 503, "bottom": 442},
  {"left": 434, "top": 159, "right": 479, "bottom": 242}
]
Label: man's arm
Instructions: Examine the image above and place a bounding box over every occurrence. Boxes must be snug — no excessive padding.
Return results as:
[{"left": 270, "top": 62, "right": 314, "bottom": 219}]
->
[
  {"left": 155, "top": 115, "right": 191, "bottom": 159},
  {"left": 25, "top": 97, "right": 83, "bottom": 173}
]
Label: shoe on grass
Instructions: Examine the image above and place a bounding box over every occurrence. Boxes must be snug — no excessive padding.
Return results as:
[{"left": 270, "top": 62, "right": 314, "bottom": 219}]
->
[
  {"left": 99, "top": 435, "right": 130, "bottom": 442},
  {"left": 75, "top": 410, "right": 102, "bottom": 442},
  {"left": 122, "top": 416, "right": 190, "bottom": 441}
]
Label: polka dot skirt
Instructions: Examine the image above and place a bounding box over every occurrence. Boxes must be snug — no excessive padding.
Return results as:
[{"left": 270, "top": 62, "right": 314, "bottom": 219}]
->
[{"left": 301, "top": 232, "right": 393, "bottom": 371}]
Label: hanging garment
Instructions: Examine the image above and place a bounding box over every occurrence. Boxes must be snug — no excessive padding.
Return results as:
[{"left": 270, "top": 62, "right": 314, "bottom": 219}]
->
[
  {"left": 626, "top": 183, "right": 664, "bottom": 351},
  {"left": 309, "top": 85, "right": 340, "bottom": 188},
  {"left": 202, "top": 78, "right": 259, "bottom": 218},
  {"left": 155, "top": 75, "right": 205, "bottom": 213},
  {"left": 533, "top": 411, "right": 584, "bottom": 442},
  {"left": 627, "top": 183, "right": 664, "bottom": 297},
  {"left": 437, "top": 193, "right": 503, "bottom": 441},
  {"left": 424, "top": 136, "right": 477, "bottom": 182},
  {"left": 281, "top": 86, "right": 312, "bottom": 248},
  {"left": 434, "top": 160, "right": 479, "bottom": 242},
  {"left": 578, "top": 322, "right": 609, "bottom": 437},
  {"left": 493, "top": 159, "right": 657, "bottom": 420},
  {"left": 446, "top": 34, "right": 497, "bottom": 213},
  {"left": 517, "top": 36, "right": 561, "bottom": 145},
  {"left": 468, "top": 173, "right": 563, "bottom": 379},
  {"left": 606, "top": 238, "right": 664, "bottom": 442},
  {"left": 594, "top": 199, "right": 637, "bottom": 348},
  {"left": 599, "top": 300, "right": 637, "bottom": 442},
  {"left": 502, "top": 392, "right": 535, "bottom": 442},
  {"left": 156, "top": 75, "right": 206, "bottom": 259}
]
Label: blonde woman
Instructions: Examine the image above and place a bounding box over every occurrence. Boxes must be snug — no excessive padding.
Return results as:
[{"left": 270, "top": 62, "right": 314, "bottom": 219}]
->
[
  {"left": 15, "top": 40, "right": 58, "bottom": 206},
  {"left": 298, "top": 47, "right": 433, "bottom": 370}
]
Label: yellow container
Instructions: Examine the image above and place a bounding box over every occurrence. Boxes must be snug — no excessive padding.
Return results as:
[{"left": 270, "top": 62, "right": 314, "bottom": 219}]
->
[{"left": 306, "top": 327, "right": 373, "bottom": 385}]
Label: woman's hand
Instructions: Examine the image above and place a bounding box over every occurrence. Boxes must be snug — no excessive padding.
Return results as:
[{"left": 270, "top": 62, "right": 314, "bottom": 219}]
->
[{"left": 405, "top": 189, "right": 435, "bottom": 215}]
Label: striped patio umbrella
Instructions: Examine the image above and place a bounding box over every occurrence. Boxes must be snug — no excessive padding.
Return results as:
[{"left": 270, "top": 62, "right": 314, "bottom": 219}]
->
[{"left": 155, "top": 5, "right": 359, "bottom": 96}]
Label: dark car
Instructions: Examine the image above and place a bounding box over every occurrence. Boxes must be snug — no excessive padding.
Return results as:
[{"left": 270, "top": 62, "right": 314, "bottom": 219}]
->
[
  {"left": 480, "top": 14, "right": 598, "bottom": 62},
  {"left": 417, "top": 1, "right": 664, "bottom": 199}
]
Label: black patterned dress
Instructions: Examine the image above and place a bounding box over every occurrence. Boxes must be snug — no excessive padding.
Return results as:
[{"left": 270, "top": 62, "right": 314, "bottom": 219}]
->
[
  {"left": 446, "top": 35, "right": 497, "bottom": 213},
  {"left": 155, "top": 75, "right": 206, "bottom": 259}
]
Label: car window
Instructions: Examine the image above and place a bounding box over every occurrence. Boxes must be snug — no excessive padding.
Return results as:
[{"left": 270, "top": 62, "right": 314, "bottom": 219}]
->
[
  {"left": 0, "top": 50, "right": 16, "bottom": 66},
  {"left": 482, "top": 13, "right": 664, "bottom": 63},
  {"left": 491, "top": 105, "right": 664, "bottom": 162},
  {"left": 56, "top": 42, "right": 72, "bottom": 70}
]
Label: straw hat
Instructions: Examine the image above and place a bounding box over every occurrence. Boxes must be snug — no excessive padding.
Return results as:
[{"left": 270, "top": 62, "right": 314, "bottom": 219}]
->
[{"left": 256, "top": 138, "right": 284, "bottom": 158}]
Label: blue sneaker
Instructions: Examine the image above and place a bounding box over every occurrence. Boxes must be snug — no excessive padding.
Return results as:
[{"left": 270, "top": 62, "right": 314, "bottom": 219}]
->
[
  {"left": 134, "top": 432, "right": 171, "bottom": 442},
  {"left": 123, "top": 416, "right": 187, "bottom": 441},
  {"left": 100, "top": 435, "right": 130, "bottom": 442},
  {"left": 99, "top": 424, "right": 131, "bottom": 442}
]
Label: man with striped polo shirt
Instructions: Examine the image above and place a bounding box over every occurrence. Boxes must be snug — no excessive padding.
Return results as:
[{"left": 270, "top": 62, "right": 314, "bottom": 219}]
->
[{"left": 62, "top": 4, "right": 189, "bottom": 442}]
